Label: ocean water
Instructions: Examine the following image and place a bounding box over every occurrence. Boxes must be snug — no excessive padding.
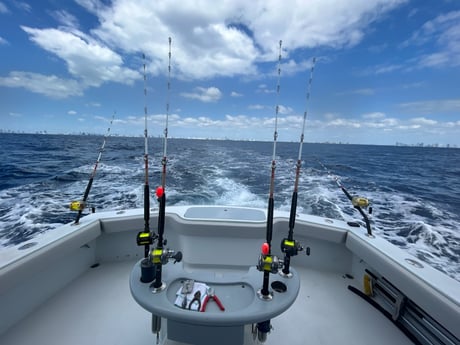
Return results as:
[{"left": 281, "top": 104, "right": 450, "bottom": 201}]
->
[{"left": 1, "top": 133, "right": 459, "bottom": 281}]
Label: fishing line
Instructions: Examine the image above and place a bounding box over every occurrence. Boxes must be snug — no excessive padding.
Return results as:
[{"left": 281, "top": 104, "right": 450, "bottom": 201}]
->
[
  {"left": 71, "top": 111, "right": 115, "bottom": 225},
  {"left": 281, "top": 57, "right": 316, "bottom": 275}
]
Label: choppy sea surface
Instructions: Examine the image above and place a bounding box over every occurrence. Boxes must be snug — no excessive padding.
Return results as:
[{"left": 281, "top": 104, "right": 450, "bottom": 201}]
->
[{"left": 1, "top": 133, "right": 459, "bottom": 281}]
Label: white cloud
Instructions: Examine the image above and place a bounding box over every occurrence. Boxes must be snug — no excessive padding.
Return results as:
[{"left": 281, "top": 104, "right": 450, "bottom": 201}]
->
[
  {"left": 21, "top": 26, "right": 140, "bottom": 88},
  {"left": 14, "top": 1, "right": 31, "bottom": 12},
  {"left": 110, "top": 110, "right": 459, "bottom": 144},
  {"left": 72, "top": 0, "right": 406, "bottom": 79},
  {"left": 398, "top": 99, "right": 460, "bottom": 114},
  {"left": 337, "top": 88, "right": 375, "bottom": 96},
  {"left": 280, "top": 59, "right": 314, "bottom": 75},
  {"left": 0, "top": 2, "right": 8, "bottom": 13},
  {"left": 404, "top": 10, "right": 460, "bottom": 68},
  {"left": 3, "top": 0, "right": 411, "bottom": 102},
  {"left": 277, "top": 105, "right": 294, "bottom": 115},
  {"left": 68, "top": 110, "right": 77, "bottom": 115},
  {"left": 50, "top": 10, "right": 79, "bottom": 28},
  {"left": 362, "top": 112, "right": 385, "bottom": 119},
  {"left": 0, "top": 71, "right": 83, "bottom": 98},
  {"left": 0, "top": 36, "right": 8, "bottom": 45},
  {"left": 410, "top": 117, "right": 438, "bottom": 126},
  {"left": 181, "top": 87, "right": 222, "bottom": 103},
  {"left": 231, "top": 91, "right": 243, "bottom": 97},
  {"left": 257, "top": 84, "right": 275, "bottom": 94},
  {"left": 248, "top": 104, "right": 266, "bottom": 110}
]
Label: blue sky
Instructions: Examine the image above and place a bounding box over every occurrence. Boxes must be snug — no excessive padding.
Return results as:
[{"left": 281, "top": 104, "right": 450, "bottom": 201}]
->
[{"left": 0, "top": 0, "right": 459, "bottom": 145}]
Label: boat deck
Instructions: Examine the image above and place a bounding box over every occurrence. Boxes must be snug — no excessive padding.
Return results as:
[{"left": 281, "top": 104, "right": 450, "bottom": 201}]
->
[{"left": 0, "top": 259, "right": 413, "bottom": 345}]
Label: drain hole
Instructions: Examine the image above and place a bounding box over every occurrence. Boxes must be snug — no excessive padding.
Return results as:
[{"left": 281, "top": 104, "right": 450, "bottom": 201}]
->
[{"left": 271, "top": 281, "right": 287, "bottom": 293}]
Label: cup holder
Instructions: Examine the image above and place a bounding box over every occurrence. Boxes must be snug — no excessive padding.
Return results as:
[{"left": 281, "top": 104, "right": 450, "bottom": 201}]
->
[{"left": 271, "top": 281, "right": 287, "bottom": 293}]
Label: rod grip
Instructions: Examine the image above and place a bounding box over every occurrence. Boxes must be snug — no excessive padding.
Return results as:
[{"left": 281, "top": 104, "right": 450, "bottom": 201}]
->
[{"left": 266, "top": 197, "right": 274, "bottom": 246}]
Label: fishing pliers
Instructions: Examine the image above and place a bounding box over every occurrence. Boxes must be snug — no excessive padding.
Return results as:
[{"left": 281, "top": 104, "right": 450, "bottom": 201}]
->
[
  {"left": 187, "top": 290, "right": 202, "bottom": 311},
  {"left": 201, "top": 287, "right": 225, "bottom": 312}
]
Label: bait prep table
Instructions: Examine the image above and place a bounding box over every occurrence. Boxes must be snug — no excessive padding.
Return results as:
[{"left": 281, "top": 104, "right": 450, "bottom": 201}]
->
[{"left": 130, "top": 260, "right": 300, "bottom": 345}]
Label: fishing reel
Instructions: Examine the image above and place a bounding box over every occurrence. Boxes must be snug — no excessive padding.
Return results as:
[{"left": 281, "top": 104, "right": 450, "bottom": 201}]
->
[
  {"left": 150, "top": 248, "right": 183, "bottom": 265},
  {"left": 69, "top": 200, "right": 96, "bottom": 213},
  {"left": 256, "top": 243, "right": 283, "bottom": 274},
  {"left": 136, "top": 231, "right": 157, "bottom": 247},
  {"left": 280, "top": 238, "right": 303, "bottom": 256},
  {"left": 352, "top": 196, "right": 372, "bottom": 214},
  {"left": 70, "top": 200, "right": 85, "bottom": 211}
]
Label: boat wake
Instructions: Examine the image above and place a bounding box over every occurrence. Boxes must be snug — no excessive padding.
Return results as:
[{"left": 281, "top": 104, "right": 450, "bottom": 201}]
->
[{"left": 0, "top": 136, "right": 459, "bottom": 282}]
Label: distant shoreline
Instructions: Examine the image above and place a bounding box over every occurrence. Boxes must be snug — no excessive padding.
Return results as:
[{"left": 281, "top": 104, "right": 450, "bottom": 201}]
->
[{"left": 0, "top": 131, "right": 458, "bottom": 149}]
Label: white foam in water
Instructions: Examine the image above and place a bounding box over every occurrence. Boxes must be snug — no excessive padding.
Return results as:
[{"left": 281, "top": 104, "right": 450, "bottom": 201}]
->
[
  {"left": 1, "top": 138, "right": 459, "bottom": 283},
  {"left": 210, "top": 177, "right": 266, "bottom": 208}
]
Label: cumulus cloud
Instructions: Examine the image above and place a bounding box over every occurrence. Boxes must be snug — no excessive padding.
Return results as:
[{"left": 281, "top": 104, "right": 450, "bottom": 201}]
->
[
  {"left": 0, "top": 71, "right": 83, "bottom": 98},
  {"left": 21, "top": 26, "right": 140, "bottom": 88},
  {"left": 410, "top": 117, "right": 438, "bottom": 126},
  {"left": 5, "top": 0, "right": 408, "bottom": 98},
  {"left": 75, "top": 0, "right": 406, "bottom": 79},
  {"left": 181, "top": 87, "right": 222, "bottom": 103}
]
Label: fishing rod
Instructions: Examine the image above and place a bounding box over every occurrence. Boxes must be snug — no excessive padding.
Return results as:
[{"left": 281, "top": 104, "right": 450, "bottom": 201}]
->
[
  {"left": 257, "top": 40, "right": 284, "bottom": 300},
  {"left": 136, "top": 53, "right": 156, "bottom": 264},
  {"left": 280, "top": 57, "right": 316, "bottom": 276},
  {"left": 70, "top": 112, "right": 115, "bottom": 225},
  {"left": 151, "top": 37, "right": 182, "bottom": 292},
  {"left": 156, "top": 36, "right": 172, "bottom": 249},
  {"left": 317, "top": 159, "right": 374, "bottom": 237}
]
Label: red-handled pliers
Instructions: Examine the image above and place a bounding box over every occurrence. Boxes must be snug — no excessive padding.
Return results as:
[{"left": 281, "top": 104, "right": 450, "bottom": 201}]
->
[{"left": 201, "top": 287, "right": 225, "bottom": 312}]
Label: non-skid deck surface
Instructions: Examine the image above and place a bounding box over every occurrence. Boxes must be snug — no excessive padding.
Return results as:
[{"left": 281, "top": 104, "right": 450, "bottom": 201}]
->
[{"left": 1, "top": 260, "right": 413, "bottom": 345}]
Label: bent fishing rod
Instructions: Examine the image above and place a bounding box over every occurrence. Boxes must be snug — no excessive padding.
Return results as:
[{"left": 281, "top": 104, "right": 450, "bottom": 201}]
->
[
  {"left": 281, "top": 57, "right": 316, "bottom": 276},
  {"left": 317, "top": 159, "right": 374, "bottom": 237},
  {"left": 71, "top": 112, "right": 115, "bottom": 225}
]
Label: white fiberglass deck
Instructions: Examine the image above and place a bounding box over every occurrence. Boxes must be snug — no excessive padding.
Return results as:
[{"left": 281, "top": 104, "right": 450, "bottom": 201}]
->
[{"left": 0, "top": 259, "right": 413, "bottom": 345}]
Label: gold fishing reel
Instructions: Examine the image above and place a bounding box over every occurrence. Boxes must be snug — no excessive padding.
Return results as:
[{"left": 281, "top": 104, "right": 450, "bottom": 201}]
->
[
  {"left": 351, "top": 196, "right": 370, "bottom": 208},
  {"left": 69, "top": 200, "right": 86, "bottom": 211}
]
